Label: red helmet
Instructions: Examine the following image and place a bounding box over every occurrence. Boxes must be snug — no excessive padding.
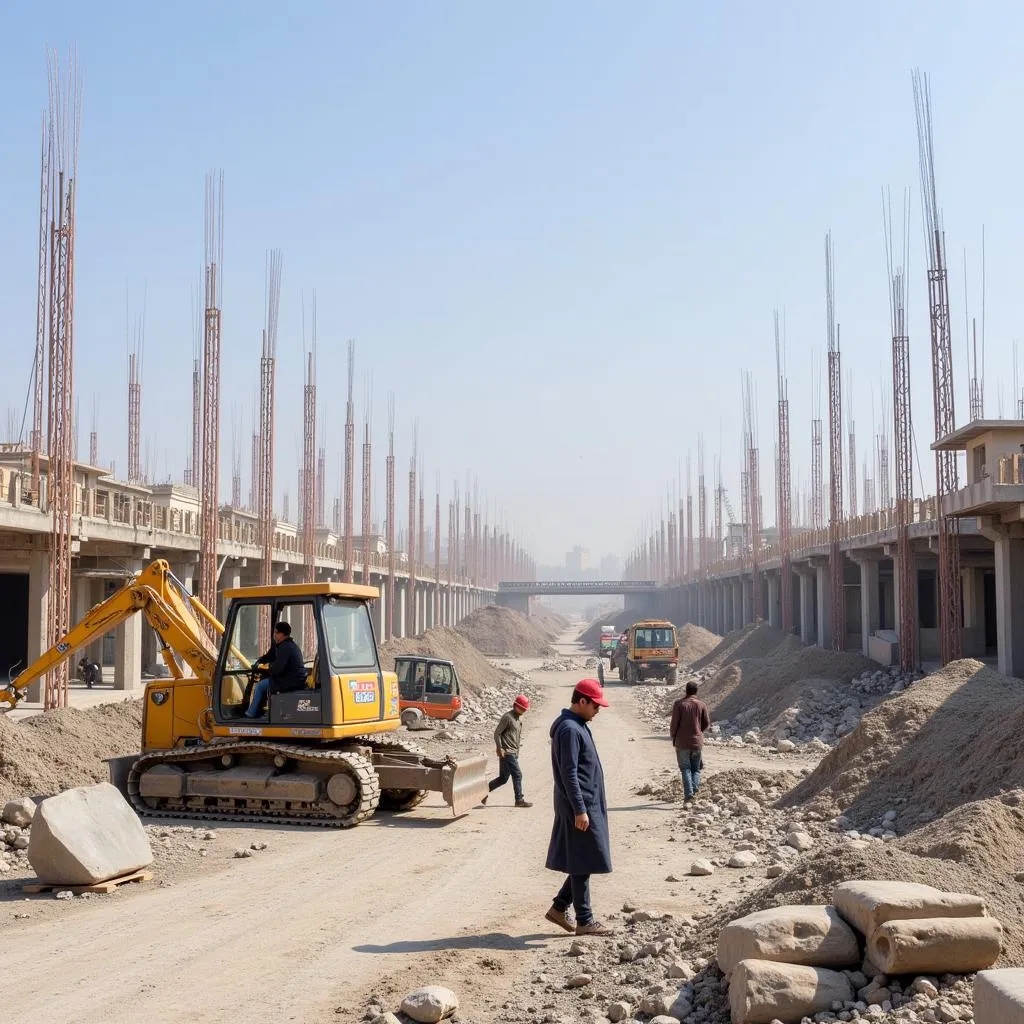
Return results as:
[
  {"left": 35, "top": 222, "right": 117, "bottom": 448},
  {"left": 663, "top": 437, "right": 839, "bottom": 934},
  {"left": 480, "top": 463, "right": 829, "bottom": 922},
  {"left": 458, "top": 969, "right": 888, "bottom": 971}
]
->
[
  {"left": 513, "top": 694, "right": 530, "bottom": 711},
  {"left": 574, "top": 678, "right": 609, "bottom": 707}
]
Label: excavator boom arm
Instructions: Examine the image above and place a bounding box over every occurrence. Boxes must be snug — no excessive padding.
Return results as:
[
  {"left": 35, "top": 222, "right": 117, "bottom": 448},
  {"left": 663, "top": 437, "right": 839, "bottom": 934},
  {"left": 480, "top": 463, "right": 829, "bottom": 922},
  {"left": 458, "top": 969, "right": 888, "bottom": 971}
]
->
[{"left": 2, "top": 560, "right": 222, "bottom": 707}]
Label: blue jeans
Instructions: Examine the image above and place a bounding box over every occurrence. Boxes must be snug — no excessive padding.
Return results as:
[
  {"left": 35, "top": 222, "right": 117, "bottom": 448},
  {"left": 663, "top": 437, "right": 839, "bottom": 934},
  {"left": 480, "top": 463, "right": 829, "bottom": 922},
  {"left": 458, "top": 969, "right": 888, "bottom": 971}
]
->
[
  {"left": 489, "top": 753, "right": 524, "bottom": 801},
  {"left": 245, "top": 678, "right": 271, "bottom": 718},
  {"left": 553, "top": 874, "right": 592, "bottom": 926},
  {"left": 676, "top": 747, "right": 702, "bottom": 800}
]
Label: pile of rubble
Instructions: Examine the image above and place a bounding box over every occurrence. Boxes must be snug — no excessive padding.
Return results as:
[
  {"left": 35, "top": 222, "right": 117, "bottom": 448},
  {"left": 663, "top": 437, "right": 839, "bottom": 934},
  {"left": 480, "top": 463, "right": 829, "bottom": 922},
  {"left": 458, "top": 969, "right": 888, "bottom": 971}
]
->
[
  {"left": 403, "top": 674, "right": 542, "bottom": 750},
  {"left": 539, "top": 655, "right": 596, "bottom": 673},
  {"left": 631, "top": 663, "right": 919, "bottom": 754}
]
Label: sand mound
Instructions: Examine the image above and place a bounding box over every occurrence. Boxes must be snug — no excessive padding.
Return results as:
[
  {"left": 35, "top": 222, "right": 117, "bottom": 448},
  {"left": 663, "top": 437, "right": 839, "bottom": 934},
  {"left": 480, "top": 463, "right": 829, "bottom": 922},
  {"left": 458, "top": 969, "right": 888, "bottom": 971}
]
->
[
  {"left": 678, "top": 623, "right": 720, "bottom": 665},
  {"left": 379, "top": 627, "right": 507, "bottom": 694},
  {"left": 657, "top": 629, "right": 876, "bottom": 743},
  {"left": 454, "top": 605, "right": 555, "bottom": 658},
  {"left": 0, "top": 700, "right": 143, "bottom": 802},
  {"left": 530, "top": 604, "right": 569, "bottom": 639},
  {"left": 704, "top": 639, "right": 876, "bottom": 719},
  {"left": 785, "top": 659, "right": 1024, "bottom": 827},
  {"left": 690, "top": 621, "right": 790, "bottom": 671}
]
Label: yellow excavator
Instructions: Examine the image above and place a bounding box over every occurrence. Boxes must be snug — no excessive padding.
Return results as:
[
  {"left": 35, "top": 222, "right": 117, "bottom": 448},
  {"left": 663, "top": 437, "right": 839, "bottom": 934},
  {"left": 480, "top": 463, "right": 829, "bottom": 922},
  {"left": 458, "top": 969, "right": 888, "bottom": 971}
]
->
[{"left": 0, "top": 559, "right": 488, "bottom": 826}]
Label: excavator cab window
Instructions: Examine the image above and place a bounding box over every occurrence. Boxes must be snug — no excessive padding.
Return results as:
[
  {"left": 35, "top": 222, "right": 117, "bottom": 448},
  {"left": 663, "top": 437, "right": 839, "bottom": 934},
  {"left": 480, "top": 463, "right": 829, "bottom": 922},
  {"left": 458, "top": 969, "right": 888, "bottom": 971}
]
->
[
  {"left": 217, "top": 599, "right": 321, "bottom": 721},
  {"left": 321, "top": 597, "right": 378, "bottom": 672}
]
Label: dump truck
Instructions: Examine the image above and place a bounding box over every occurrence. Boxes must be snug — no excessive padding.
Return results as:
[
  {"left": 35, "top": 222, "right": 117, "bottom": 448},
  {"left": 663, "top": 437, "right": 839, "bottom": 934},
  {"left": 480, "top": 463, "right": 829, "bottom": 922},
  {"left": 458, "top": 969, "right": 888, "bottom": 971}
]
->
[
  {"left": 0, "top": 559, "right": 488, "bottom": 825},
  {"left": 395, "top": 655, "right": 463, "bottom": 727},
  {"left": 613, "top": 619, "right": 679, "bottom": 684}
]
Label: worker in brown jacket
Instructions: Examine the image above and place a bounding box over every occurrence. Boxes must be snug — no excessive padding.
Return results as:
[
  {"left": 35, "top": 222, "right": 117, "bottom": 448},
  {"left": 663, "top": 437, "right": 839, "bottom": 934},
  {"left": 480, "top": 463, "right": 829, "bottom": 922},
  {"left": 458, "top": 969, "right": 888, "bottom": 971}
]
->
[{"left": 669, "top": 681, "right": 711, "bottom": 804}]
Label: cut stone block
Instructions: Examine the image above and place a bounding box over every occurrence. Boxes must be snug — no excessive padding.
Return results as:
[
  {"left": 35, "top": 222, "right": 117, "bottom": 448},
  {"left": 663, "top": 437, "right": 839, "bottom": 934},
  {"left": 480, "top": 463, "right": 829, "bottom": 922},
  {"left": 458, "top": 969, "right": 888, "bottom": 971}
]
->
[
  {"left": 729, "top": 959, "right": 854, "bottom": 1024},
  {"left": 975, "top": 969, "right": 1024, "bottom": 1024},
  {"left": 717, "top": 905, "right": 860, "bottom": 977},
  {"left": 27, "top": 783, "right": 153, "bottom": 886},
  {"left": 833, "top": 879, "right": 986, "bottom": 935},
  {"left": 867, "top": 916, "right": 1002, "bottom": 975}
]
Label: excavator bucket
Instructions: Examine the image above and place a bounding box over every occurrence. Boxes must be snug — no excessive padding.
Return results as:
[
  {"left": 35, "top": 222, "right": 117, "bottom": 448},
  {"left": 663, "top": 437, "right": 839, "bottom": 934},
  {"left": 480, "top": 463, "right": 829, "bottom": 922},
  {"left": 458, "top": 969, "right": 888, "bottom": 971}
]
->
[{"left": 440, "top": 754, "right": 489, "bottom": 816}]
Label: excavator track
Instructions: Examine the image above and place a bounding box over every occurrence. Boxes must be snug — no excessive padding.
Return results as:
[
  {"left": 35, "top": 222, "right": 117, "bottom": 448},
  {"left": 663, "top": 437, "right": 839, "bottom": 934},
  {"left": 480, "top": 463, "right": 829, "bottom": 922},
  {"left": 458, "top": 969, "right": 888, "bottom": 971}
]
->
[
  {"left": 127, "top": 743, "right": 381, "bottom": 829},
  {"left": 358, "top": 733, "right": 430, "bottom": 812}
]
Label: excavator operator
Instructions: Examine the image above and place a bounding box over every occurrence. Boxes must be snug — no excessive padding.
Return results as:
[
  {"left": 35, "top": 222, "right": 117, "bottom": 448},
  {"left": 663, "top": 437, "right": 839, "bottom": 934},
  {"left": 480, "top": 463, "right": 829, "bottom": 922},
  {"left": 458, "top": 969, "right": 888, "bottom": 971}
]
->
[{"left": 244, "top": 621, "right": 307, "bottom": 719}]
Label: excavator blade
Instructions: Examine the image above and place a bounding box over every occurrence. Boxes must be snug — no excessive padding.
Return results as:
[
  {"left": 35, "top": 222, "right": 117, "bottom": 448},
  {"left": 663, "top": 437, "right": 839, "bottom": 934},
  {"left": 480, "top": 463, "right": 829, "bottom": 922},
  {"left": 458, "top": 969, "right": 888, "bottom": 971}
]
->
[{"left": 441, "top": 753, "right": 489, "bottom": 816}]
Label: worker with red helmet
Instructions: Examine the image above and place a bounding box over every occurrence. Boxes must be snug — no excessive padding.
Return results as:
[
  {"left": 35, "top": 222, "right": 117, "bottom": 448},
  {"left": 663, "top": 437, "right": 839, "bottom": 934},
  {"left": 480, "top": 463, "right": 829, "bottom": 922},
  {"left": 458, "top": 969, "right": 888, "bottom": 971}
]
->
[
  {"left": 481, "top": 694, "right": 532, "bottom": 808},
  {"left": 544, "top": 678, "right": 615, "bottom": 937}
]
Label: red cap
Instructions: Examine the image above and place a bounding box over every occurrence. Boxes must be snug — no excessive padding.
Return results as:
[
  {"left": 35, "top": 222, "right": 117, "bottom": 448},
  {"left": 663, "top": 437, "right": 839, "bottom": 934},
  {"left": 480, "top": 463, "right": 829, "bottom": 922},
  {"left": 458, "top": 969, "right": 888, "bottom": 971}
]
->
[
  {"left": 574, "top": 678, "right": 609, "bottom": 707},
  {"left": 513, "top": 694, "right": 530, "bottom": 711}
]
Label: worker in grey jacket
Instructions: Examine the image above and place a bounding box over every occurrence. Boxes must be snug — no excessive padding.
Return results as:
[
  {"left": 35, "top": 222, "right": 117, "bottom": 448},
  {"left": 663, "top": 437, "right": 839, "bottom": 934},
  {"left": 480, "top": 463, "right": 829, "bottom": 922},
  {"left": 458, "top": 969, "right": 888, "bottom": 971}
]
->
[{"left": 481, "top": 694, "right": 532, "bottom": 807}]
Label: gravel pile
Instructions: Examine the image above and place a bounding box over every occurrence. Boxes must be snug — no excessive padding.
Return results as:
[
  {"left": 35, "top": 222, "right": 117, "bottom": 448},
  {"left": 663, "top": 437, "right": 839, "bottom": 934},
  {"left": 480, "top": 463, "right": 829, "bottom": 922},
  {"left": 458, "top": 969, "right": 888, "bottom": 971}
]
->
[
  {"left": 455, "top": 605, "right": 556, "bottom": 658},
  {"left": 0, "top": 700, "right": 143, "bottom": 803},
  {"left": 632, "top": 656, "right": 917, "bottom": 754},
  {"left": 402, "top": 672, "right": 542, "bottom": 753}
]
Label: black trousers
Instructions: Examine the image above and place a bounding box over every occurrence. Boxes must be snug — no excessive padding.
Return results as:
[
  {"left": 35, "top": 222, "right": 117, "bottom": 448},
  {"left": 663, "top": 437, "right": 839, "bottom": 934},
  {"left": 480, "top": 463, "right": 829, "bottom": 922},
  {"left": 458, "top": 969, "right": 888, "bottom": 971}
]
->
[{"left": 552, "top": 874, "right": 592, "bottom": 925}]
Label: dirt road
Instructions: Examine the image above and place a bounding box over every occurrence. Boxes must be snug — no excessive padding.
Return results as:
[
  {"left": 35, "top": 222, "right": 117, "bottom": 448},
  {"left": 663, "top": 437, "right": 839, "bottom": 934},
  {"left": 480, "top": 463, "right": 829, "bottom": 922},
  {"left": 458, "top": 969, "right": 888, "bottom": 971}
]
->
[{"left": 3, "top": 640, "right": 813, "bottom": 1023}]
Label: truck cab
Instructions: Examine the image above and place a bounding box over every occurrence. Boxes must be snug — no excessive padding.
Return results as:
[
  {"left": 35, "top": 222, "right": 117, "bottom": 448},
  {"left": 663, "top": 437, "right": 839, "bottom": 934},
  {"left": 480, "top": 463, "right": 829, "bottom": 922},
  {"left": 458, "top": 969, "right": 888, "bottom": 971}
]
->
[
  {"left": 616, "top": 620, "right": 679, "bottom": 685},
  {"left": 394, "top": 656, "right": 463, "bottom": 726}
]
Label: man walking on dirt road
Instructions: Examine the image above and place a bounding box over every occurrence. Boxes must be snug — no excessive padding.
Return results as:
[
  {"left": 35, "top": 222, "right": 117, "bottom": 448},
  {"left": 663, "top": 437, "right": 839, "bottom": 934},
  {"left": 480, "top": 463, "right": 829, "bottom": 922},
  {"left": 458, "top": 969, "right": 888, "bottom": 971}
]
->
[
  {"left": 482, "top": 694, "right": 532, "bottom": 807},
  {"left": 544, "top": 678, "right": 614, "bottom": 937},
  {"left": 669, "top": 680, "right": 711, "bottom": 804}
]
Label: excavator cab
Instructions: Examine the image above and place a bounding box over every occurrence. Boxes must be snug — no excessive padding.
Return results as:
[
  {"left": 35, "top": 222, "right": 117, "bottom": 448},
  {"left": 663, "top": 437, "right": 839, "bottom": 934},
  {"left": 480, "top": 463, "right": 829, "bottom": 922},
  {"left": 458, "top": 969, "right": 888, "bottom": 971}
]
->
[{"left": 213, "top": 585, "right": 388, "bottom": 731}]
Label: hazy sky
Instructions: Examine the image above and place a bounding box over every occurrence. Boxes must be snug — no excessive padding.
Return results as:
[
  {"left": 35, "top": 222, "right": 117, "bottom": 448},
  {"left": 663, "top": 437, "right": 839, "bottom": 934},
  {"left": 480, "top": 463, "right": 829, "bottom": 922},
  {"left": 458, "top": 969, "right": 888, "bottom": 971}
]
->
[{"left": 1, "top": 2, "right": 1022, "bottom": 568}]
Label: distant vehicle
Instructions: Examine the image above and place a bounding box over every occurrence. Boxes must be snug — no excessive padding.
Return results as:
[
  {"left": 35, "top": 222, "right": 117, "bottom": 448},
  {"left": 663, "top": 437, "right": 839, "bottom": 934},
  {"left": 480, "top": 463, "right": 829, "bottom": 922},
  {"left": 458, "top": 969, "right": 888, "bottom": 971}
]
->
[
  {"left": 396, "top": 655, "right": 463, "bottom": 727},
  {"left": 612, "top": 620, "right": 679, "bottom": 684},
  {"left": 598, "top": 625, "right": 618, "bottom": 658}
]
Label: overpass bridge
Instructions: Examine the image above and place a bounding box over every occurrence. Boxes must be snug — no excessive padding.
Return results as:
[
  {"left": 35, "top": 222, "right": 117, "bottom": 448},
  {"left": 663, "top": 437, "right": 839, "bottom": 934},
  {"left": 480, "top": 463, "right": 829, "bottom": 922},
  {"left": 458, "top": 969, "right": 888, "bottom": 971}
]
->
[{"left": 496, "top": 579, "right": 658, "bottom": 614}]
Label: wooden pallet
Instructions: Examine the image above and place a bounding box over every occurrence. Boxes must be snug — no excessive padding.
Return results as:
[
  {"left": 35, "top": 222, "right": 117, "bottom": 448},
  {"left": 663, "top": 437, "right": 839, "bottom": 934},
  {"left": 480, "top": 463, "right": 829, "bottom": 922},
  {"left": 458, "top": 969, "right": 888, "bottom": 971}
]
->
[{"left": 23, "top": 869, "right": 153, "bottom": 895}]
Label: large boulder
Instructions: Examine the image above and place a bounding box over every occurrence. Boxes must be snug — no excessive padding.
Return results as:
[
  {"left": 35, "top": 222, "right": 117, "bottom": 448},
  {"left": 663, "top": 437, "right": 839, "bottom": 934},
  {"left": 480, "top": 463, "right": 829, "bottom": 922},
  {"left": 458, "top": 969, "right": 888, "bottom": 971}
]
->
[
  {"left": 867, "top": 916, "right": 1002, "bottom": 974},
  {"left": 27, "top": 783, "right": 153, "bottom": 886},
  {"left": 833, "top": 879, "right": 986, "bottom": 935},
  {"left": 728, "top": 959, "right": 854, "bottom": 1024},
  {"left": 975, "top": 969, "right": 1024, "bottom": 1024},
  {"left": 2, "top": 798, "right": 36, "bottom": 827},
  {"left": 399, "top": 986, "right": 459, "bottom": 1023},
  {"left": 717, "top": 905, "right": 860, "bottom": 977}
]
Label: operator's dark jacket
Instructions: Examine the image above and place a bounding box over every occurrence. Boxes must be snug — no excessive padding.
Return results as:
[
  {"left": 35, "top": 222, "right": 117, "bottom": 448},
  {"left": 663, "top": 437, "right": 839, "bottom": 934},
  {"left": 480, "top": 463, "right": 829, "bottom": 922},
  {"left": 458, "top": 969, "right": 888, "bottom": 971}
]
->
[
  {"left": 545, "top": 709, "right": 612, "bottom": 876},
  {"left": 259, "top": 637, "right": 307, "bottom": 693}
]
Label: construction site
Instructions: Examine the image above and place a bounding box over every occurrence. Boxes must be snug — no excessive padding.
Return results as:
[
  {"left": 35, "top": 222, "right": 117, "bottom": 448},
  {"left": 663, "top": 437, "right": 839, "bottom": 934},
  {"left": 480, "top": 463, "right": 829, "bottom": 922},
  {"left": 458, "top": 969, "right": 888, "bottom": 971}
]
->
[{"left": 5, "top": 14, "right": 1024, "bottom": 1024}]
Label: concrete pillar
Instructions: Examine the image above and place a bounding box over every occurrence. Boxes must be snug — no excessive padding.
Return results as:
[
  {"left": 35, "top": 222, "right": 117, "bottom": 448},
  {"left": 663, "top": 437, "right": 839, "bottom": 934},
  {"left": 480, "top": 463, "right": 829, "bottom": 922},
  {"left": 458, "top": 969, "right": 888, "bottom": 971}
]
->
[
  {"left": 72, "top": 576, "right": 96, "bottom": 678},
  {"left": 26, "top": 548, "right": 50, "bottom": 702},
  {"left": 797, "top": 569, "right": 815, "bottom": 645},
  {"left": 767, "top": 573, "right": 781, "bottom": 629},
  {"left": 815, "top": 563, "right": 831, "bottom": 649},
  {"left": 856, "top": 556, "right": 881, "bottom": 657},
  {"left": 731, "top": 578, "right": 742, "bottom": 633},
  {"left": 114, "top": 611, "right": 143, "bottom": 691},
  {"left": 397, "top": 583, "right": 408, "bottom": 638},
  {"left": 992, "top": 526, "right": 1024, "bottom": 678},
  {"left": 219, "top": 566, "right": 242, "bottom": 624},
  {"left": 85, "top": 578, "right": 104, "bottom": 667},
  {"left": 742, "top": 576, "right": 753, "bottom": 626}
]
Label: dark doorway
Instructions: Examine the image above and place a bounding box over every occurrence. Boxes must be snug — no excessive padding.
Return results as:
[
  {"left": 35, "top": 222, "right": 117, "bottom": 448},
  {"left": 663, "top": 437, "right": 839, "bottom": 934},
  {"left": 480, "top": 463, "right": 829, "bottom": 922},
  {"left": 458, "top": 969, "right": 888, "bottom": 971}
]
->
[
  {"left": 984, "top": 570, "right": 997, "bottom": 653},
  {"left": 0, "top": 573, "right": 29, "bottom": 678}
]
